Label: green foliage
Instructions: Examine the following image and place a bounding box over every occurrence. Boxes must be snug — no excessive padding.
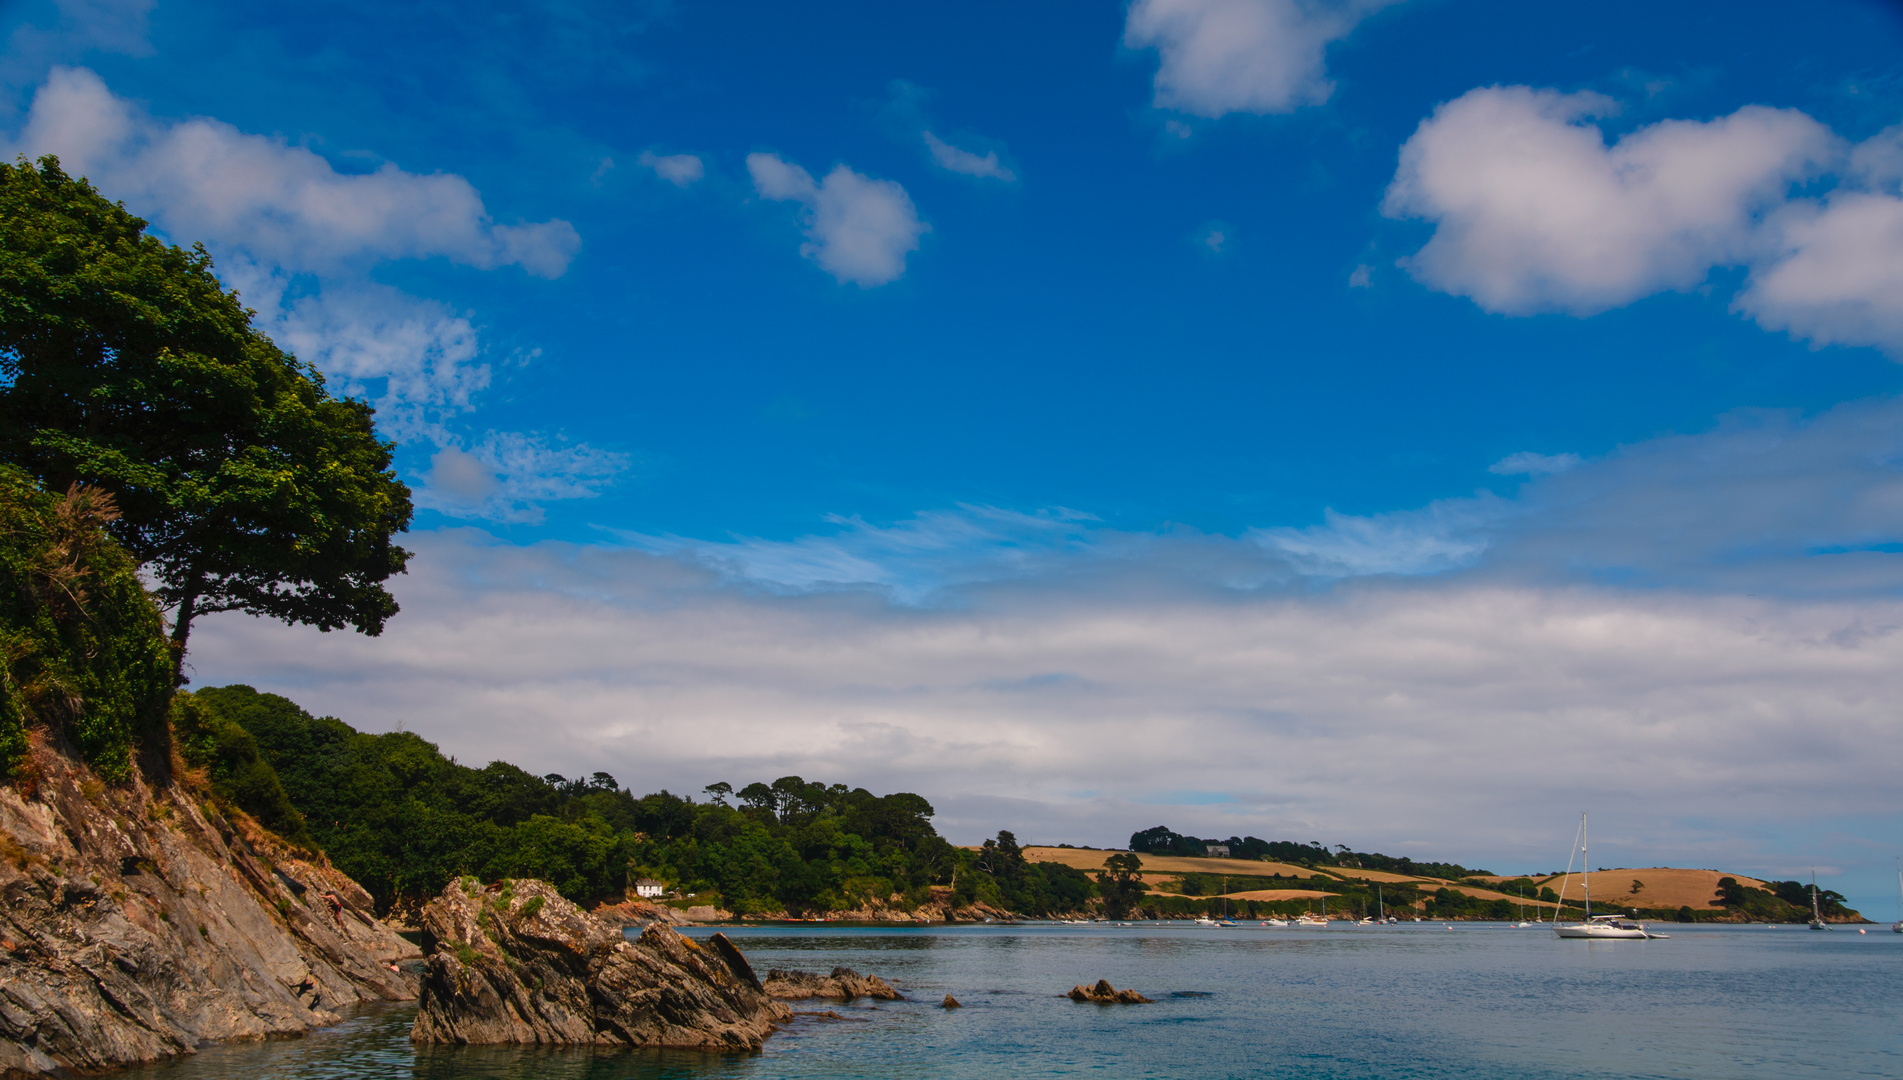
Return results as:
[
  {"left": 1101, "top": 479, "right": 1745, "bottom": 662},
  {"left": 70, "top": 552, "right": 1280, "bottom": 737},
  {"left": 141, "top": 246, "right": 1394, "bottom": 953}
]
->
[
  {"left": 190, "top": 684, "right": 965, "bottom": 917},
  {"left": 1096, "top": 852, "right": 1147, "bottom": 918},
  {"left": 169, "top": 691, "right": 311, "bottom": 846},
  {"left": 965, "top": 831, "right": 1097, "bottom": 915},
  {"left": 1129, "top": 825, "right": 1208, "bottom": 857},
  {"left": 0, "top": 157, "right": 412, "bottom": 666},
  {"left": 0, "top": 467, "right": 173, "bottom": 781},
  {"left": 1130, "top": 824, "right": 1491, "bottom": 878},
  {"left": 1714, "top": 876, "right": 1850, "bottom": 921}
]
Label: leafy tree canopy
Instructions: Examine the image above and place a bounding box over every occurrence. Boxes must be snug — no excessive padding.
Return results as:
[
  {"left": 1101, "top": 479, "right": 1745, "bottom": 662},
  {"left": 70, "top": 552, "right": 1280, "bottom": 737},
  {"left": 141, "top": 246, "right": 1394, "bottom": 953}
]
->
[{"left": 0, "top": 157, "right": 412, "bottom": 673}]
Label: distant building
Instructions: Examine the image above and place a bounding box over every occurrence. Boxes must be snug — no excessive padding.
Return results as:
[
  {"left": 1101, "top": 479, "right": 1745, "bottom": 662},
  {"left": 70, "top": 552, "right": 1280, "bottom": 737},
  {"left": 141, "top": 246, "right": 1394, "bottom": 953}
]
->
[
  {"left": 633, "top": 878, "right": 666, "bottom": 898},
  {"left": 1203, "top": 843, "right": 1230, "bottom": 858}
]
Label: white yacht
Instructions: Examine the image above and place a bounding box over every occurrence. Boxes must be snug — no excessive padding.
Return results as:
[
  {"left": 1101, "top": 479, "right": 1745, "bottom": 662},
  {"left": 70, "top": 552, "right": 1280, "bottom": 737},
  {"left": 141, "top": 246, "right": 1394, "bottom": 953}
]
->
[
  {"left": 1553, "top": 812, "right": 1657, "bottom": 940},
  {"left": 1294, "top": 914, "right": 1329, "bottom": 928},
  {"left": 1808, "top": 871, "right": 1830, "bottom": 930},
  {"left": 1892, "top": 862, "right": 1902, "bottom": 934}
]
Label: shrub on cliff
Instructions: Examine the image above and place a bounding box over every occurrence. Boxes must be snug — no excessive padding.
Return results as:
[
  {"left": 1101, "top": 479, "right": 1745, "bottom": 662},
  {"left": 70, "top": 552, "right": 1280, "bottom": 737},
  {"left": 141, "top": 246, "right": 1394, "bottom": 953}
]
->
[
  {"left": 169, "top": 691, "right": 313, "bottom": 847},
  {"left": 0, "top": 466, "right": 173, "bottom": 781}
]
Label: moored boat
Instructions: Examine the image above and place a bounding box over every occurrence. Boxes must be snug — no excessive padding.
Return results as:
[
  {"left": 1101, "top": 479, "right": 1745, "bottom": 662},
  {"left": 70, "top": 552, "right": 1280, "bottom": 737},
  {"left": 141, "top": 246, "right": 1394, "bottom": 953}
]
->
[{"left": 1552, "top": 812, "right": 1658, "bottom": 940}]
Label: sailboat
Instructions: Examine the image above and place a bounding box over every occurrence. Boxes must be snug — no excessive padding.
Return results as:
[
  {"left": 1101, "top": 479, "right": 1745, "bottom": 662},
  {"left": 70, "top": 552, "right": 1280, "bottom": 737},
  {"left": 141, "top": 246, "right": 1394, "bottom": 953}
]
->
[
  {"left": 1553, "top": 812, "right": 1654, "bottom": 940},
  {"left": 1809, "top": 871, "right": 1829, "bottom": 930},
  {"left": 1892, "top": 861, "right": 1901, "bottom": 934}
]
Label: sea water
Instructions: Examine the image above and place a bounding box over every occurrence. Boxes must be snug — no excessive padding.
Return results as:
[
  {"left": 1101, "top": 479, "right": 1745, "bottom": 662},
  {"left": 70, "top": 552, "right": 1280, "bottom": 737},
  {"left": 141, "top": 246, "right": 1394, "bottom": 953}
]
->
[{"left": 136, "top": 922, "right": 1902, "bottom": 1079}]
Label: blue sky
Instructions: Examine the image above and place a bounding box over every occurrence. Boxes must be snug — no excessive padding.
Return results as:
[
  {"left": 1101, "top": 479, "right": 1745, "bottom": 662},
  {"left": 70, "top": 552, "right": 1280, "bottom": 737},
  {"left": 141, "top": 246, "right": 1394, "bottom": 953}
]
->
[{"left": 9, "top": 0, "right": 1903, "bottom": 913}]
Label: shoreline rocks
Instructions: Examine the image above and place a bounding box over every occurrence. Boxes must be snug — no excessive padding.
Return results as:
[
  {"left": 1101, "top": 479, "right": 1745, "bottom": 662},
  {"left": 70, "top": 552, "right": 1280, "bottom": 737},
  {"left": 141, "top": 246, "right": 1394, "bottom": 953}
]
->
[
  {"left": 410, "top": 878, "right": 790, "bottom": 1049},
  {"left": 1068, "top": 979, "right": 1153, "bottom": 1004},
  {"left": 762, "top": 967, "right": 903, "bottom": 1002},
  {"left": 0, "top": 743, "right": 418, "bottom": 1077}
]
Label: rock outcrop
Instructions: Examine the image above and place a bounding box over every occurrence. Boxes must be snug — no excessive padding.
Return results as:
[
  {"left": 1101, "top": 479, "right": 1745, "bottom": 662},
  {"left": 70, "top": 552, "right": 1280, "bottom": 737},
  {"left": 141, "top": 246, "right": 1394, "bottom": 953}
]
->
[
  {"left": 762, "top": 967, "right": 903, "bottom": 1002},
  {"left": 0, "top": 742, "right": 418, "bottom": 1077},
  {"left": 410, "top": 878, "right": 790, "bottom": 1049},
  {"left": 1068, "top": 979, "right": 1153, "bottom": 1004}
]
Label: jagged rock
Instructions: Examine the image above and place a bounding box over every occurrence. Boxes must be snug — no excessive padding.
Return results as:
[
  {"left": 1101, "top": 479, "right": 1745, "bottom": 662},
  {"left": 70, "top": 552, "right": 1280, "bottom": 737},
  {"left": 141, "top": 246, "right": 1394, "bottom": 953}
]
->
[
  {"left": 942, "top": 994, "right": 962, "bottom": 1008},
  {"left": 410, "top": 878, "right": 790, "bottom": 1049},
  {"left": 1068, "top": 979, "right": 1153, "bottom": 1004},
  {"left": 0, "top": 745, "right": 418, "bottom": 1077},
  {"left": 762, "top": 966, "right": 904, "bottom": 1001}
]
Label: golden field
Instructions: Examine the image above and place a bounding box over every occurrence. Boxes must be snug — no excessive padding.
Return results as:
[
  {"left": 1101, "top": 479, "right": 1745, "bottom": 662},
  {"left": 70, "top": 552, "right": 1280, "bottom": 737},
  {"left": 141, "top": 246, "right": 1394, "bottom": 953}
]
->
[{"left": 1009, "top": 847, "right": 1774, "bottom": 912}]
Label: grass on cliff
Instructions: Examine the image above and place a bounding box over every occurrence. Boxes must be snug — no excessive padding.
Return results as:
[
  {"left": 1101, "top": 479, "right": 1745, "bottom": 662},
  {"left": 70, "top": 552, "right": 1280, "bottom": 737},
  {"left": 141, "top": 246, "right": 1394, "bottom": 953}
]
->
[{"left": 0, "top": 466, "right": 174, "bottom": 783}]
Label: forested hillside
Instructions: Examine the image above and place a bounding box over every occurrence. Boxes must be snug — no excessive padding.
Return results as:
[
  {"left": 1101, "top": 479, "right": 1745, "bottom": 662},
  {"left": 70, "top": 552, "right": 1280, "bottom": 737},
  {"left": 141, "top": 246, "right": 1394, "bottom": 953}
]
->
[{"left": 187, "top": 685, "right": 1094, "bottom": 917}]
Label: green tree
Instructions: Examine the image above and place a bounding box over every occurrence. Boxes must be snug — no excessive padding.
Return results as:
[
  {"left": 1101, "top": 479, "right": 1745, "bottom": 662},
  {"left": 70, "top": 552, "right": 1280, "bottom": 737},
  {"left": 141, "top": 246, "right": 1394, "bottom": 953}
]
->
[
  {"left": 1097, "top": 852, "right": 1147, "bottom": 918},
  {"left": 0, "top": 158, "right": 412, "bottom": 677}
]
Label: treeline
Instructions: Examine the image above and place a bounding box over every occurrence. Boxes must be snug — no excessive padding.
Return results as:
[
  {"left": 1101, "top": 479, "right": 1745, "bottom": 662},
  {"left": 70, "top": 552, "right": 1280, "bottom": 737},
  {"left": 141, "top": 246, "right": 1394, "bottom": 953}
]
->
[
  {"left": 1128, "top": 825, "right": 1491, "bottom": 880},
  {"left": 178, "top": 684, "right": 1100, "bottom": 918},
  {"left": 1715, "top": 876, "right": 1852, "bottom": 920}
]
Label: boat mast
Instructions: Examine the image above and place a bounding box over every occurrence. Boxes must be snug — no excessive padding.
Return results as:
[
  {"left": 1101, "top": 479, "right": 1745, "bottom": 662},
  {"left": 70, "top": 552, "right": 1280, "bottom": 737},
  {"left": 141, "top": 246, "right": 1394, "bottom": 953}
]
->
[
  {"left": 1582, "top": 812, "right": 1591, "bottom": 922},
  {"left": 1377, "top": 885, "right": 1384, "bottom": 922}
]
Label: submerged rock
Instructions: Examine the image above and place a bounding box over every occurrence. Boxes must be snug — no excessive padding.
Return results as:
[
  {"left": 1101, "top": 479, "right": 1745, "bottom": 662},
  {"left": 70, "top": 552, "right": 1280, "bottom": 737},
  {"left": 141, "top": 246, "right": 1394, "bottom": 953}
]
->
[
  {"left": 1068, "top": 979, "right": 1153, "bottom": 1004},
  {"left": 942, "top": 994, "right": 962, "bottom": 1008},
  {"left": 410, "top": 878, "right": 790, "bottom": 1049},
  {"left": 0, "top": 747, "right": 417, "bottom": 1077},
  {"left": 762, "top": 967, "right": 904, "bottom": 1001}
]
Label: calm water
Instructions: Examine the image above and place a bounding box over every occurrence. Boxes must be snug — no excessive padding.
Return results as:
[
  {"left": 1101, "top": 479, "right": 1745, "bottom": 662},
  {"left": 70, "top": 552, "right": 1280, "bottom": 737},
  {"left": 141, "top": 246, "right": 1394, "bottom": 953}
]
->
[{"left": 137, "top": 922, "right": 1902, "bottom": 1079}]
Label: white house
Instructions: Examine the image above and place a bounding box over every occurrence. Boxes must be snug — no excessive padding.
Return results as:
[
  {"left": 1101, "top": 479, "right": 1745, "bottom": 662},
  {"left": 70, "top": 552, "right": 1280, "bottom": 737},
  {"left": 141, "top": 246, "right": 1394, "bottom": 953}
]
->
[{"left": 633, "top": 878, "right": 666, "bottom": 898}]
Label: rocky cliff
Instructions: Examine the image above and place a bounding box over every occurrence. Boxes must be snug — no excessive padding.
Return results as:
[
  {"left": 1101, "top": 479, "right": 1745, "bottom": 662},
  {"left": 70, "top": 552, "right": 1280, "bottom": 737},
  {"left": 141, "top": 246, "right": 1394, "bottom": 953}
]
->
[
  {"left": 0, "top": 741, "right": 418, "bottom": 1077},
  {"left": 411, "top": 878, "right": 790, "bottom": 1049}
]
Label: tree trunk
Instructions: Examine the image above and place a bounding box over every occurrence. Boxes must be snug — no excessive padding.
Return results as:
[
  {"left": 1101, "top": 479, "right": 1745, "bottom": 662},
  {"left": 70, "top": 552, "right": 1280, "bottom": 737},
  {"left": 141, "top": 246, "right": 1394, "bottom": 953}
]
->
[{"left": 169, "top": 586, "right": 199, "bottom": 686}]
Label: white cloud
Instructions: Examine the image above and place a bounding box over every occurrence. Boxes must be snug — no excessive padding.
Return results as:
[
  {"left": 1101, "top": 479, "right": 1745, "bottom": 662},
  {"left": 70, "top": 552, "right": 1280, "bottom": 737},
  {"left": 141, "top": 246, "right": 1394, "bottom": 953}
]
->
[
  {"left": 413, "top": 432, "right": 628, "bottom": 525},
  {"left": 183, "top": 395, "right": 1903, "bottom": 902},
  {"left": 1383, "top": 86, "right": 1837, "bottom": 316},
  {"left": 1, "top": 68, "right": 617, "bottom": 522},
  {"left": 746, "top": 152, "right": 928, "bottom": 287},
  {"left": 1347, "top": 263, "right": 1372, "bottom": 287},
  {"left": 1489, "top": 451, "right": 1580, "bottom": 476},
  {"left": 186, "top": 536, "right": 1903, "bottom": 892},
  {"left": 922, "top": 132, "right": 1015, "bottom": 181},
  {"left": 1123, "top": 0, "right": 1400, "bottom": 118},
  {"left": 8, "top": 67, "right": 581, "bottom": 277},
  {"left": 637, "top": 149, "right": 704, "bottom": 187},
  {"left": 1736, "top": 129, "right": 1903, "bottom": 355}
]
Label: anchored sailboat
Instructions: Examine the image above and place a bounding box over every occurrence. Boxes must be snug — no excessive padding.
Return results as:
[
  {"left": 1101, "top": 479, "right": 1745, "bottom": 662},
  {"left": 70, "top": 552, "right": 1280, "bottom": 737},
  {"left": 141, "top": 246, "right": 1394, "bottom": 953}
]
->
[
  {"left": 1553, "top": 812, "right": 1654, "bottom": 940},
  {"left": 1892, "top": 861, "right": 1901, "bottom": 934},
  {"left": 1809, "top": 871, "right": 1829, "bottom": 930}
]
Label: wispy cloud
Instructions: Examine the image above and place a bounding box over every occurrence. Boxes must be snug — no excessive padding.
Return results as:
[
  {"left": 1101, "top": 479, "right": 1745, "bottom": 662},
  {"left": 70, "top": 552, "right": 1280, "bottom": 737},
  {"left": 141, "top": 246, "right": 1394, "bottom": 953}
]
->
[
  {"left": 1489, "top": 451, "right": 1580, "bottom": 477},
  {"left": 413, "top": 433, "right": 629, "bottom": 525},
  {"left": 637, "top": 149, "right": 704, "bottom": 187},
  {"left": 923, "top": 131, "right": 1015, "bottom": 182}
]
